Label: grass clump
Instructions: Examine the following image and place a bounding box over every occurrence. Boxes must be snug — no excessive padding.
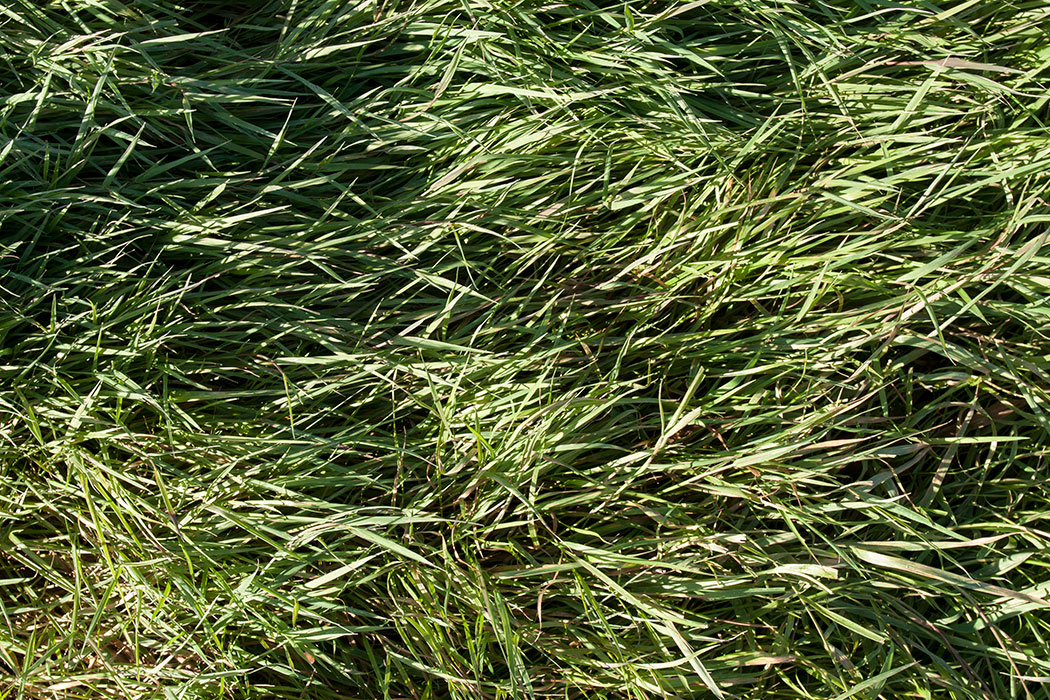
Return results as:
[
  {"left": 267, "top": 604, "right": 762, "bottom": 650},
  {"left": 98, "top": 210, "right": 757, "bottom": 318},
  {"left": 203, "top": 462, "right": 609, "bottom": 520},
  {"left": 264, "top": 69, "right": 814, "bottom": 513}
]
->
[{"left": 3, "top": 0, "right": 1050, "bottom": 698}]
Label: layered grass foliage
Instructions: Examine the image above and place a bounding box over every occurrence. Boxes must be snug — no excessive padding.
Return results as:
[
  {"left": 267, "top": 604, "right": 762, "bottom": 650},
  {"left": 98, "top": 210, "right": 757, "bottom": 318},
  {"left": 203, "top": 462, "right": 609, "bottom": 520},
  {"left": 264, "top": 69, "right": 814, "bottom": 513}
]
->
[{"left": 3, "top": 0, "right": 1050, "bottom": 697}]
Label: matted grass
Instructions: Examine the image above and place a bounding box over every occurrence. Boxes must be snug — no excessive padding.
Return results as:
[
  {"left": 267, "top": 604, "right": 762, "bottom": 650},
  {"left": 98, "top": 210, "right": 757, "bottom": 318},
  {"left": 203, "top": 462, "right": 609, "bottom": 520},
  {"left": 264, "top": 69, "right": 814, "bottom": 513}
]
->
[{"left": 2, "top": 1, "right": 1050, "bottom": 698}]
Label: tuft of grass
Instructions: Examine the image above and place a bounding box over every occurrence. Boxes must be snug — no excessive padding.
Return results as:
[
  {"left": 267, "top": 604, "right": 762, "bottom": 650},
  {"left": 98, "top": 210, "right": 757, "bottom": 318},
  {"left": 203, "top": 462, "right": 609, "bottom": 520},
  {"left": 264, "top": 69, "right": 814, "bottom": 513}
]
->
[{"left": 2, "top": 0, "right": 1050, "bottom": 698}]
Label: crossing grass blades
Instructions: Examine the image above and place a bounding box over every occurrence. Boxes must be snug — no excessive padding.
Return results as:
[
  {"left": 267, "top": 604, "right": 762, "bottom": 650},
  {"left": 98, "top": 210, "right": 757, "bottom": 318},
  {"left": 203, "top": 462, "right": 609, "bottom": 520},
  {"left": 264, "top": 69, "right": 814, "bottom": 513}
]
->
[{"left": 2, "top": 1, "right": 1050, "bottom": 698}]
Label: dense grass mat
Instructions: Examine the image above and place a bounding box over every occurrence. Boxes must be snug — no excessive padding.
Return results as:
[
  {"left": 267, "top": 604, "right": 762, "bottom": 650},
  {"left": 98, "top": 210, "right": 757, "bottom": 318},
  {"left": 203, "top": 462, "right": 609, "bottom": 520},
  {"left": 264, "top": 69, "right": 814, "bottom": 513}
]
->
[{"left": 3, "top": 1, "right": 1050, "bottom": 697}]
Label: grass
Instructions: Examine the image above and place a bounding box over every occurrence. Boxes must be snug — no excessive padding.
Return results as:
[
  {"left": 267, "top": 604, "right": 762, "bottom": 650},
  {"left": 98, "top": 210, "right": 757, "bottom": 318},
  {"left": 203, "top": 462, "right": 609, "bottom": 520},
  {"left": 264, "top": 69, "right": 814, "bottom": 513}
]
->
[{"left": 2, "top": 0, "right": 1050, "bottom": 697}]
